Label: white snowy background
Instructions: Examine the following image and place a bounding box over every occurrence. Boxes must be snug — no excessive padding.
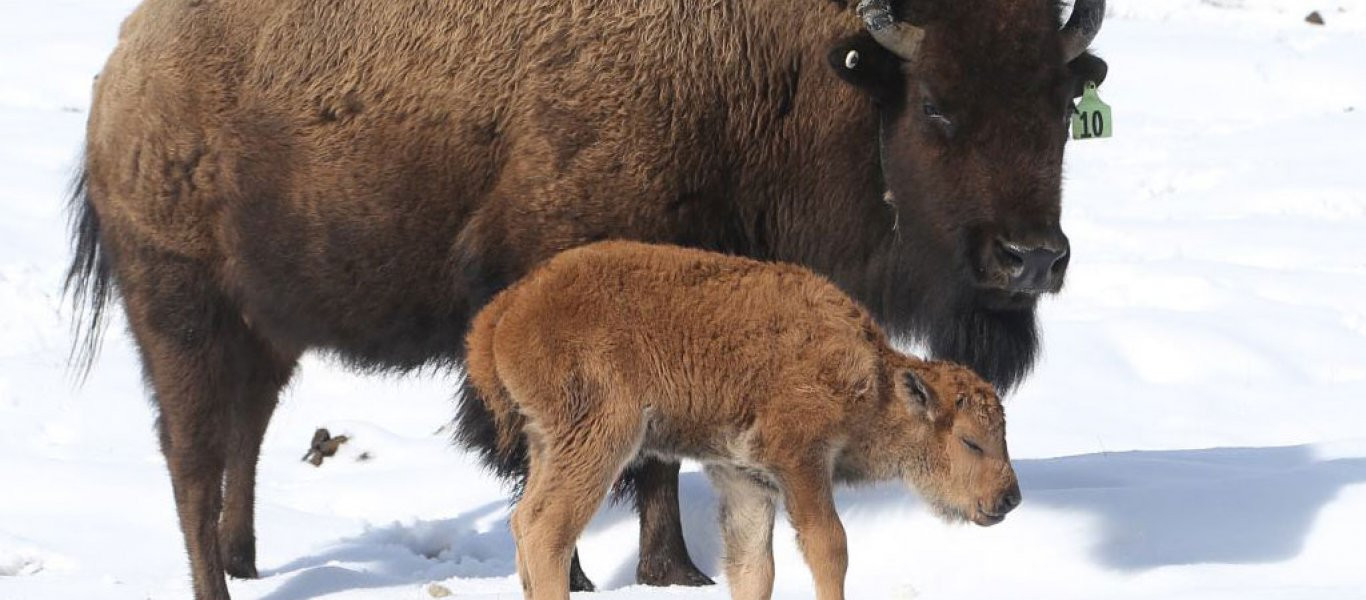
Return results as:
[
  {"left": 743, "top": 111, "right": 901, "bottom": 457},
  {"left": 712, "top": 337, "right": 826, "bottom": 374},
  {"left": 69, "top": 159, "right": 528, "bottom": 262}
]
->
[{"left": 2, "top": 1, "right": 1364, "bottom": 598}]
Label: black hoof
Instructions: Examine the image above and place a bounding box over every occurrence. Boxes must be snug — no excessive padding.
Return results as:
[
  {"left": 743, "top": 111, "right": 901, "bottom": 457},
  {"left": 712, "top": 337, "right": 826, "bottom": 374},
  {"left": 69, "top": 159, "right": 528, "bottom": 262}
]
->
[
  {"left": 223, "top": 553, "right": 259, "bottom": 580},
  {"left": 637, "top": 556, "right": 715, "bottom": 587},
  {"left": 569, "top": 552, "right": 596, "bottom": 592},
  {"left": 569, "top": 571, "right": 597, "bottom": 593}
]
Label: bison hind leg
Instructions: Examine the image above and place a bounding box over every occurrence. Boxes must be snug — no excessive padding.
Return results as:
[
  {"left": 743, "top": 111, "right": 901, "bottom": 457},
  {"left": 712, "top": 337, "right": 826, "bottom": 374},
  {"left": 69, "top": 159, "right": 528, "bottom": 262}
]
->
[
  {"left": 217, "top": 340, "right": 298, "bottom": 579},
  {"left": 118, "top": 242, "right": 299, "bottom": 597}
]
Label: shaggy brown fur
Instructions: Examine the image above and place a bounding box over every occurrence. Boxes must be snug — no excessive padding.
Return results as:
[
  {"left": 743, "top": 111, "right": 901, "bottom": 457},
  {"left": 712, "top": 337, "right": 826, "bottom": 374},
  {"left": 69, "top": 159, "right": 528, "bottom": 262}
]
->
[
  {"left": 68, "top": 1, "right": 1102, "bottom": 597},
  {"left": 467, "top": 241, "right": 1019, "bottom": 600}
]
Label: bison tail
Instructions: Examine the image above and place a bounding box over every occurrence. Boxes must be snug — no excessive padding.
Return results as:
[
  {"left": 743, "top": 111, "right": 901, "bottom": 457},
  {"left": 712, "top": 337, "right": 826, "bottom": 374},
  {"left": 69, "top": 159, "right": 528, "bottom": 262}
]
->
[
  {"left": 453, "top": 291, "right": 529, "bottom": 495},
  {"left": 63, "top": 167, "right": 115, "bottom": 382}
]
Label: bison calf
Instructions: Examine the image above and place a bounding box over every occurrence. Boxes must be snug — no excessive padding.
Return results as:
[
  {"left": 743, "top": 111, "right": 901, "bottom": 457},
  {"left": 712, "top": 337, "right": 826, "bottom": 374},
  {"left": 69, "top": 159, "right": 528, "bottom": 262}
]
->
[{"left": 465, "top": 241, "right": 1019, "bottom": 600}]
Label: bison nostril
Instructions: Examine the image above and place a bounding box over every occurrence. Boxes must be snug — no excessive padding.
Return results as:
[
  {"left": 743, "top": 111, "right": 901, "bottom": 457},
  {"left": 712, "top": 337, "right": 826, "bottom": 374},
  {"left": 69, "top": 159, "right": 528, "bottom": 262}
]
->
[
  {"left": 1050, "top": 244, "right": 1069, "bottom": 265},
  {"left": 1050, "top": 247, "right": 1069, "bottom": 273},
  {"left": 998, "top": 240, "right": 1026, "bottom": 260},
  {"left": 995, "top": 241, "right": 1026, "bottom": 275},
  {"left": 994, "top": 238, "right": 1068, "bottom": 293}
]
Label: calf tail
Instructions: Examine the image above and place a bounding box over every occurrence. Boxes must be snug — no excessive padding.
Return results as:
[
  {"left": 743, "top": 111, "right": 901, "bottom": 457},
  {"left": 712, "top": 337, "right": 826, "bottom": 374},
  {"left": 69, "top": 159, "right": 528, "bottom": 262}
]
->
[
  {"left": 454, "top": 290, "right": 529, "bottom": 493},
  {"left": 63, "top": 168, "right": 114, "bottom": 381}
]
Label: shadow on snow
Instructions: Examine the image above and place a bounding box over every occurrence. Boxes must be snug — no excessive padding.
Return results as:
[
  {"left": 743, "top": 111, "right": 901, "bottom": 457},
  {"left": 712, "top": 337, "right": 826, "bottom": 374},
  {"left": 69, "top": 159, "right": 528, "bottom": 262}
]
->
[
  {"left": 256, "top": 499, "right": 515, "bottom": 600},
  {"left": 1018, "top": 444, "right": 1366, "bottom": 570},
  {"left": 255, "top": 444, "right": 1366, "bottom": 598}
]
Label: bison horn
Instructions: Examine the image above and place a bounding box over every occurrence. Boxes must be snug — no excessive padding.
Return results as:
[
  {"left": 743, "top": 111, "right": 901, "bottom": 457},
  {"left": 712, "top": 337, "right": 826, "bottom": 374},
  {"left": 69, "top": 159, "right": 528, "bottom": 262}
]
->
[
  {"left": 1060, "top": 0, "right": 1105, "bottom": 62},
  {"left": 857, "top": 0, "right": 924, "bottom": 62}
]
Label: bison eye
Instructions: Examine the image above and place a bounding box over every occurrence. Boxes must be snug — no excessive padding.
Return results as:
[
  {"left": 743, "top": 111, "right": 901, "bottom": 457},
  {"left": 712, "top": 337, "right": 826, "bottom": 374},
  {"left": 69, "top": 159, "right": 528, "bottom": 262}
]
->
[
  {"left": 922, "top": 101, "right": 954, "bottom": 134},
  {"left": 961, "top": 437, "right": 984, "bottom": 455}
]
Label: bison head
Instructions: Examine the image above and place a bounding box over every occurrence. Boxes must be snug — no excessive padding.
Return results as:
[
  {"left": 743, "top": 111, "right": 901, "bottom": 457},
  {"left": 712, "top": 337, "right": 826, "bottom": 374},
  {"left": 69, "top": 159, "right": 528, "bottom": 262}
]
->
[
  {"left": 831, "top": 0, "right": 1107, "bottom": 389},
  {"left": 896, "top": 360, "right": 1018, "bottom": 527}
]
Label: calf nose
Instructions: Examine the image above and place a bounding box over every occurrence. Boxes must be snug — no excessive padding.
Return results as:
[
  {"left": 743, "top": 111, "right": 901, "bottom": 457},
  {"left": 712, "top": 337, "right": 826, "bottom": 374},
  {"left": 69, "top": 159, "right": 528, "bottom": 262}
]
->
[
  {"left": 998, "top": 238, "right": 1069, "bottom": 293},
  {"left": 995, "top": 484, "right": 1022, "bottom": 515}
]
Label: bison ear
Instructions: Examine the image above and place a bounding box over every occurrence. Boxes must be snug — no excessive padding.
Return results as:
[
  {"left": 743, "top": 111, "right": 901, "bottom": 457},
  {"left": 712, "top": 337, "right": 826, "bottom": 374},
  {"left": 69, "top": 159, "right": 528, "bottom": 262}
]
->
[
  {"left": 1068, "top": 52, "right": 1108, "bottom": 98},
  {"left": 902, "top": 369, "right": 938, "bottom": 419},
  {"left": 829, "top": 34, "right": 905, "bottom": 105}
]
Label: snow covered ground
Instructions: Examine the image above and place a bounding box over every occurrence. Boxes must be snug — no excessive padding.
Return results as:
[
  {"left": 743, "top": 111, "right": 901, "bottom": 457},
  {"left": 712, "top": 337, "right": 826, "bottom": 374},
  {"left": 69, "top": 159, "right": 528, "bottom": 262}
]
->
[{"left": 2, "top": 1, "right": 1364, "bottom": 599}]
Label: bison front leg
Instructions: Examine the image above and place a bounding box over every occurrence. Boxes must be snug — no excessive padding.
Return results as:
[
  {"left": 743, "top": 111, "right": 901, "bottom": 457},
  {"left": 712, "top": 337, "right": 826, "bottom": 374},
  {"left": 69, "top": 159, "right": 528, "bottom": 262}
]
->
[
  {"left": 777, "top": 462, "right": 848, "bottom": 600},
  {"left": 631, "top": 458, "right": 715, "bottom": 586},
  {"left": 707, "top": 465, "right": 777, "bottom": 600}
]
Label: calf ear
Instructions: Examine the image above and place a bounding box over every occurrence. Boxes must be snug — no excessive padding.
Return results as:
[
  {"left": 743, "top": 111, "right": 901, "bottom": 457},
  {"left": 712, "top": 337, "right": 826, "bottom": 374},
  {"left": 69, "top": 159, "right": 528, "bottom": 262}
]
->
[
  {"left": 829, "top": 34, "right": 905, "bottom": 106},
  {"left": 902, "top": 369, "right": 938, "bottom": 419},
  {"left": 1068, "top": 52, "right": 1109, "bottom": 98}
]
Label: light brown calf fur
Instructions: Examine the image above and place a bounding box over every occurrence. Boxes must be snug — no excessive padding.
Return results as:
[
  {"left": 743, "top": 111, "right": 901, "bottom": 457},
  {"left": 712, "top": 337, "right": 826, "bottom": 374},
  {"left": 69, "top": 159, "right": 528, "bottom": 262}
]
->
[{"left": 465, "top": 241, "right": 1020, "bottom": 600}]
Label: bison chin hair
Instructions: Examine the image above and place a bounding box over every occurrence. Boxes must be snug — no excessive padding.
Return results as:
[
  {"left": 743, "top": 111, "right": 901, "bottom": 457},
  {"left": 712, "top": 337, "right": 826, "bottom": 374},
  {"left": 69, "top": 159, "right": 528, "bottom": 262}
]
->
[
  {"left": 913, "top": 287, "right": 1040, "bottom": 394},
  {"left": 860, "top": 231, "right": 1041, "bottom": 394}
]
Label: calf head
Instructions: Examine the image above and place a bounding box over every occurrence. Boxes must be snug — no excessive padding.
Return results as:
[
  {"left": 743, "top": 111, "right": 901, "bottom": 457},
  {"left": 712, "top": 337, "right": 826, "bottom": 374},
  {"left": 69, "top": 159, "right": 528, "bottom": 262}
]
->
[{"left": 895, "top": 359, "right": 1019, "bottom": 526}]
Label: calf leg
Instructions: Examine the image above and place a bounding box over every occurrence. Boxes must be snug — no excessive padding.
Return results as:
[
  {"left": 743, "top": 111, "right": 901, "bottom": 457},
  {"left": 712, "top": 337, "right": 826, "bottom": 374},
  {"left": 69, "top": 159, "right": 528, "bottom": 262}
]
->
[
  {"left": 776, "top": 462, "right": 847, "bottom": 600},
  {"left": 632, "top": 458, "right": 715, "bottom": 586},
  {"left": 706, "top": 465, "right": 777, "bottom": 600},
  {"left": 515, "top": 453, "right": 619, "bottom": 600},
  {"left": 514, "top": 416, "right": 643, "bottom": 600},
  {"left": 512, "top": 466, "right": 596, "bottom": 591},
  {"left": 510, "top": 492, "right": 533, "bottom": 597}
]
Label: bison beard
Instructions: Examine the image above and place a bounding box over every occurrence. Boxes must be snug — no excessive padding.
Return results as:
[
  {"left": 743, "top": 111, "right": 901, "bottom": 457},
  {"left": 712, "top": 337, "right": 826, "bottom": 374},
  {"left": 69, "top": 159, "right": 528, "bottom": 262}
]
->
[{"left": 928, "top": 302, "right": 1040, "bottom": 393}]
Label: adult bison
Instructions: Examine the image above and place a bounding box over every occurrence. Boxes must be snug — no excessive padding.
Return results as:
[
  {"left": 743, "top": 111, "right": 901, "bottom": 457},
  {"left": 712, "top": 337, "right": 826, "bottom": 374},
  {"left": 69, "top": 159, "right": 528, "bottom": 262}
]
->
[{"left": 67, "top": 0, "right": 1105, "bottom": 598}]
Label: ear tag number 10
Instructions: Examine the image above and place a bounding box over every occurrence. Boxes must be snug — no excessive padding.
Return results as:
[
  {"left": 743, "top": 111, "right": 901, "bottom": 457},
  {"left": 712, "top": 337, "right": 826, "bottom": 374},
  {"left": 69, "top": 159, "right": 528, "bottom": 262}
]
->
[{"left": 1071, "top": 81, "right": 1112, "bottom": 140}]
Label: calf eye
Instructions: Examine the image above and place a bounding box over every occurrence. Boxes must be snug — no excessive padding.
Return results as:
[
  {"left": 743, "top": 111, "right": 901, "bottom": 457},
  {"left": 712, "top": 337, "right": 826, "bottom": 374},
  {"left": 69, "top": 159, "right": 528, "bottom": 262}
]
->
[{"left": 961, "top": 438, "right": 984, "bottom": 455}]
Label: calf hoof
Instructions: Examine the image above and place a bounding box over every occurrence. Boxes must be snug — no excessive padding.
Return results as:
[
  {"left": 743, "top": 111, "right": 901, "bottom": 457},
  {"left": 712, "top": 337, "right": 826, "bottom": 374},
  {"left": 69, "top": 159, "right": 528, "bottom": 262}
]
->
[
  {"left": 223, "top": 550, "right": 259, "bottom": 580},
  {"left": 636, "top": 557, "right": 715, "bottom": 587}
]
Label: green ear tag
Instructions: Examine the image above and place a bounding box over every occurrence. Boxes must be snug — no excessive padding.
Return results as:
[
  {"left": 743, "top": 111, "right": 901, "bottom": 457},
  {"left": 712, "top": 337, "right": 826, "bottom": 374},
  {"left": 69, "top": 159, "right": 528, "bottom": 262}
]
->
[{"left": 1071, "top": 81, "right": 1112, "bottom": 140}]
